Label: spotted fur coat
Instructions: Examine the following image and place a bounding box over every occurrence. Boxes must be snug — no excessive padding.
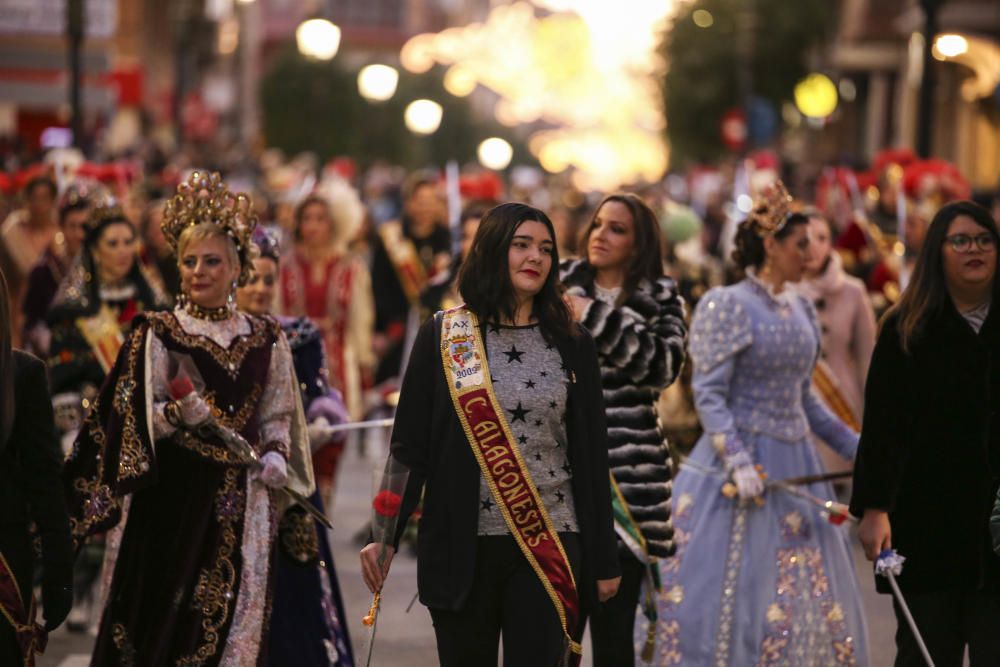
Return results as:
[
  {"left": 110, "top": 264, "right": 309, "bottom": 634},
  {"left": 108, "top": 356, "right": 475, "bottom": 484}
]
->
[{"left": 560, "top": 258, "right": 688, "bottom": 557}]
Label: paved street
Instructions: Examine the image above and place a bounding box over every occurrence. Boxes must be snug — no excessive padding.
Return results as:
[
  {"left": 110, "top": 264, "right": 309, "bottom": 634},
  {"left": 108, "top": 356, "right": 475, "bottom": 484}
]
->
[{"left": 43, "top": 443, "right": 914, "bottom": 666}]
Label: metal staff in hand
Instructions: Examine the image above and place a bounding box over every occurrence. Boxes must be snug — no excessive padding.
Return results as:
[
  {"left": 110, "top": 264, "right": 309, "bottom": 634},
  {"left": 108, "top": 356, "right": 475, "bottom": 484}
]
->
[
  {"left": 876, "top": 549, "right": 935, "bottom": 667},
  {"left": 167, "top": 372, "right": 332, "bottom": 529},
  {"left": 359, "top": 455, "right": 410, "bottom": 667}
]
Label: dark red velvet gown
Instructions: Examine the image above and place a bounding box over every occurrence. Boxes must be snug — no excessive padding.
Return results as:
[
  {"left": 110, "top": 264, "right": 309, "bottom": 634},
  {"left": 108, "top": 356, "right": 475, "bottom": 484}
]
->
[{"left": 64, "top": 311, "right": 283, "bottom": 666}]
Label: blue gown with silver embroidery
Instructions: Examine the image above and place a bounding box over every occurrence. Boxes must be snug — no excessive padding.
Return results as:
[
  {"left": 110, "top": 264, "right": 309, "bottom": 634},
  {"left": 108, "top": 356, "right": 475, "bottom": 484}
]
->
[{"left": 636, "top": 276, "right": 869, "bottom": 666}]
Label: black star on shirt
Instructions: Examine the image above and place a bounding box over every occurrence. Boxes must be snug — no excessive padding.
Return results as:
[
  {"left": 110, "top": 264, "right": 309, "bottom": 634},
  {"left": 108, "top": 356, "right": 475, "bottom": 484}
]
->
[
  {"left": 540, "top": 370, "right": 548, "bottom": 377},
  {"left": 534, "top": 452, "right": 543, "bottom": 462},
  {"left": 518, "top": 434, "right": 528, "bottom": 444},
  {"left": 548, "top": 468, "right": 557, "bottom": 477},
  {"left": 562, "top": 461, "right": 572, "bottom": 475},
  {"left": 503, "top": 345, "right": 525, "bottom": 363},
  {"left": 545, "top": 343, "right": 554, "bottom": 350},
  {"left": 488, "top": 323, "right": 501, "bottom": 334},
  {"left": 481, "top": 498, "right": 494, "bottom": 512},
  {"left": 563, "top": 522, "right": 572, "bottom": 531},
  {"left": 555, "top": 490, "right": 566, "bottom": 503},
  {"left": 548, "top": 400, "right": 557, "bottom": 409},
  {"left": 534, "top": 418, "right": 543, "bottom": 427},
  {"left": 508, "top": 402, "right": 531, "bottom": 423},
  {"left": 524, "top": 379, "right": 536, "bottom": 389}
]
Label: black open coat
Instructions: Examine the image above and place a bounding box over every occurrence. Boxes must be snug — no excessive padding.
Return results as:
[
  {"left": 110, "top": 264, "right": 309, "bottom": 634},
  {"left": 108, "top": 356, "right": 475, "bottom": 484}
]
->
[
  {"left": 389, "top": 315, "right": 621, "bottom": 613},
  {"left": 0, "top": 350, "right": 72, "bottom": 664},
  {"left": 850, "top": 302, "right": 1000, "bottom": 594}
]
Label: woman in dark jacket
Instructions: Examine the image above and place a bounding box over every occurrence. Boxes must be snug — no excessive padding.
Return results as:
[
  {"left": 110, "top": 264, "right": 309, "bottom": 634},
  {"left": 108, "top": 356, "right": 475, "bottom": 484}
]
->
[
  {"left": 851, "top": 200, "right": 1000, "bottom": 666},
  {"left": 560, "top": 193, "right": 687, "bottom": 665},
  {"left": 0, "top": 267, "right": 73, "bottom": 667},
  {"left": 361, "top": 202, "right": 621, "bottom": 667}
]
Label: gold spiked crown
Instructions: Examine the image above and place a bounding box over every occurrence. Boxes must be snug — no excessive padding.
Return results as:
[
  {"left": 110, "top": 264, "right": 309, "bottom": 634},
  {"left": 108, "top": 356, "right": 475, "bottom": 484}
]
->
[
  {"left": 161, "top": 171, "right": 258, "bottom": 285},
  {"left": 749, "top": 180, "right": 794, "bottom": 236}
]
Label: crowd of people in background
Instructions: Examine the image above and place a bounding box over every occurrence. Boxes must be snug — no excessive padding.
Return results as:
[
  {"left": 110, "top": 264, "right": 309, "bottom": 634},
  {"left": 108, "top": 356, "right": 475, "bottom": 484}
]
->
[{"left": 1, "top": 139, "right": 1000, "bottom": 666}]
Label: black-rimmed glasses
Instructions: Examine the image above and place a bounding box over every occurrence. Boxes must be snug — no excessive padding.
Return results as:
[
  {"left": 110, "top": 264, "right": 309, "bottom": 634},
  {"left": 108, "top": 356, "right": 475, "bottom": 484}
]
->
[{"left": 943, "top": 233, "right": 996, "bottom": 253}]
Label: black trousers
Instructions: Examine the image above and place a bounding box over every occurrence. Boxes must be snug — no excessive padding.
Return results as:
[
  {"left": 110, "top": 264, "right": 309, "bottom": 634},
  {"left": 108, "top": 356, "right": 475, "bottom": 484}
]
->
[
  {"left": 893, "top": 588, "right": 1000, "bottom": 666},
  {"left": 587, "top": 548, "right": 645, "bottom": 667},
  {"left": 429, "top": 533, "right": 582, "bottom": 667}
]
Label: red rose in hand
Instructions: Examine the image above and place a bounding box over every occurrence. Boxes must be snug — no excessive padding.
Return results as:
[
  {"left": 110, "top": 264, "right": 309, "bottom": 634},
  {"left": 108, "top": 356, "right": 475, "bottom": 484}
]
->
[
  {"left": 373, "top": 490, "right": 402, "bottom": 517},
  {"left": 168, "top": 375, "right": 195, "bottom": 400},
  {"left": 827, "top": 512, "right": 848, "bottom": 526}
]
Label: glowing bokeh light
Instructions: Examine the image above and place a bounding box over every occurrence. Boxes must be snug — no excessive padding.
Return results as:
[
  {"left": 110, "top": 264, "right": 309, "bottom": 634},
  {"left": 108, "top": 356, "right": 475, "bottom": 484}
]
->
[
  {"left": 794, "top": 73, "right": 838, "bottom": 119},
  {"left": 444, "top": 66, "right": 477, "bottom": 97},
  {"left": 933, "top": 34, "right": 968, "bottom": 59},
  {"left": 296, "top": 18, "right": 341, "bottom": 61},
  {"left": 838, "top": 78, "right": 857, "bottom": 102},
  {"left": 400, "top": 33, "right": 436, "bottom": 73},
  {"left": 693, "top": 10, "right": 714, "bottom": 28},
  {"left": 478, "top": 138, "right": 514, "bottom": 170},
  {"left": 358, "top": 64, "right": 399, "bottom": 102},
  {"left": 404, "top": 99, "right": 443, "bottom": 135},
  {"left": 398, "top": 0, "right": 678, "bottom": 189}
]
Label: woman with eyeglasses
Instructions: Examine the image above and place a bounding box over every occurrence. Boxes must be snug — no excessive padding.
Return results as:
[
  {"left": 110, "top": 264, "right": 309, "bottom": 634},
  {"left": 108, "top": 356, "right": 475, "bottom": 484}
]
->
[{"left": 852, "top": 200, "right": 1000, "bottom": 666}]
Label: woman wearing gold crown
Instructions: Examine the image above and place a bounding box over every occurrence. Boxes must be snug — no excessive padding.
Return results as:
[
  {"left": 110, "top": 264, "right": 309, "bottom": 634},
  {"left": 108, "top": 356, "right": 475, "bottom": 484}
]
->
[
  {"left": 45, "top": 197, "right": 168, "bottom": 631},
  {"left": 62, "top": 171, "right": 312, "bottom": 665},
  {"left": 639, "top": 183, "right": 870, "bottom": 665}
]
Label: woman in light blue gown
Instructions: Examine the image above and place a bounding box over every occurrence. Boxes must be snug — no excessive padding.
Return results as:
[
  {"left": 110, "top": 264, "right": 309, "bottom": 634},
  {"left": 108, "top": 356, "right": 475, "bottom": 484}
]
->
[{"left": 637, "top": 186, "right": 869, "bottom": 666}]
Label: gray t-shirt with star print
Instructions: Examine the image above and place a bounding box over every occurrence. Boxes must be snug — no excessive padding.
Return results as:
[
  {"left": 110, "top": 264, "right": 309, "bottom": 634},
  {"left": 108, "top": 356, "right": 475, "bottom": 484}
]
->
[{"left": 477, "top": 323, "right": 579, "bottom": 535}]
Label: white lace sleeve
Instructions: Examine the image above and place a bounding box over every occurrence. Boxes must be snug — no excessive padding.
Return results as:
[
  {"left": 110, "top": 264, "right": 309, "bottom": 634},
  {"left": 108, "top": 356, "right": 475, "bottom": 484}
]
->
[
  {"left": 258, "top": 329, "right": 295, "bottom": 458},
  {"left": 149, "top": 331, "right": 177, "bottom": 440}
]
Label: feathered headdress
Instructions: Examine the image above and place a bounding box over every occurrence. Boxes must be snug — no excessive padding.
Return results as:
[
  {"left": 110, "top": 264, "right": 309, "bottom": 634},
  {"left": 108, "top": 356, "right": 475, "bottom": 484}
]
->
[{"left": 161, "top": 171, "right": 258, "bottom": 285}]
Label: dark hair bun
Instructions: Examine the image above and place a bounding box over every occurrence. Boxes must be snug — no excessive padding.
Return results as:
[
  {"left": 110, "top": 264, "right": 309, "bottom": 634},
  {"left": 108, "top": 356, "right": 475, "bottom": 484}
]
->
[{"left": 732, "top": 219, "right": 765, "bottom": 270}]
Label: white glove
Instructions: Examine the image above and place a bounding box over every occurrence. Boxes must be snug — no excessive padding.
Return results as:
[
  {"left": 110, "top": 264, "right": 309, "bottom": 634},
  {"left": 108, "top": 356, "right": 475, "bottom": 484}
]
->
[
  {"left": 732, "top": 464, "right": 765, "bottom": 500},
  {"left": 258, "top": 451, "right": 288, "bottom": 488},
  {"left": 306, "top": 417, "right": 335, "bottom": 450},
  {"left": 177, "top": 392, "right": 212, "bottom": 427}
]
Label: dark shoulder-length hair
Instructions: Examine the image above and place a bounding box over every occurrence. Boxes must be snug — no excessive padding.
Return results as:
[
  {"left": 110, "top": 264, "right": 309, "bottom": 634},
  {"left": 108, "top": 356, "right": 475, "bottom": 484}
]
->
[
  {"left": 888, "top": 199, "right": 999, "bottom": 353},
  {"left": 458, "top": 202, "right": 574, "bottom": 342},
  {"left": 0, "top": 266, "right": 14, "bottom": 449},
  {"left": 577, "top": 193, "right": 664, "bottom": 299},
  {"left": 49, "top": 215, "right": 164, "bottom": 322}
]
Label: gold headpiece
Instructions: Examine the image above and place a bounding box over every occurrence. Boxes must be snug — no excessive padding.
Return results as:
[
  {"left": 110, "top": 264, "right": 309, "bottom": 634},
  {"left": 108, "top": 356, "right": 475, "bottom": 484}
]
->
[
  {"left": 749, "top": 180, "right": 794, "bottom": 236},
  {"left": 161, "top": 171, "right": 258, "bottom": 285},
  {"left": 84, "top": 199, "right": 129, "bottom": 245}
]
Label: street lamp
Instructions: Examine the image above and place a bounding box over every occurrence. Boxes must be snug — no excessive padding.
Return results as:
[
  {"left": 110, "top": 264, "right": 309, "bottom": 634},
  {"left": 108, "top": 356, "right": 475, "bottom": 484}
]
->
[
  {"left": 477, "top": 138, "right": 513, "bottom": 171},
  {"left": 296, "top": 18, "right": 341, "bottom": 60},
  {"left": 793, "top": 73, "right": 838, "bottom": 119},
  {"left": 933, "top": 34, "right": 968, "bottom": 59},
  {"left": 404, "top": 99, "right": 443, "bottom": 135},
  {"left": 358, "top": 64, "right": 399, "bottom": 102}
]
